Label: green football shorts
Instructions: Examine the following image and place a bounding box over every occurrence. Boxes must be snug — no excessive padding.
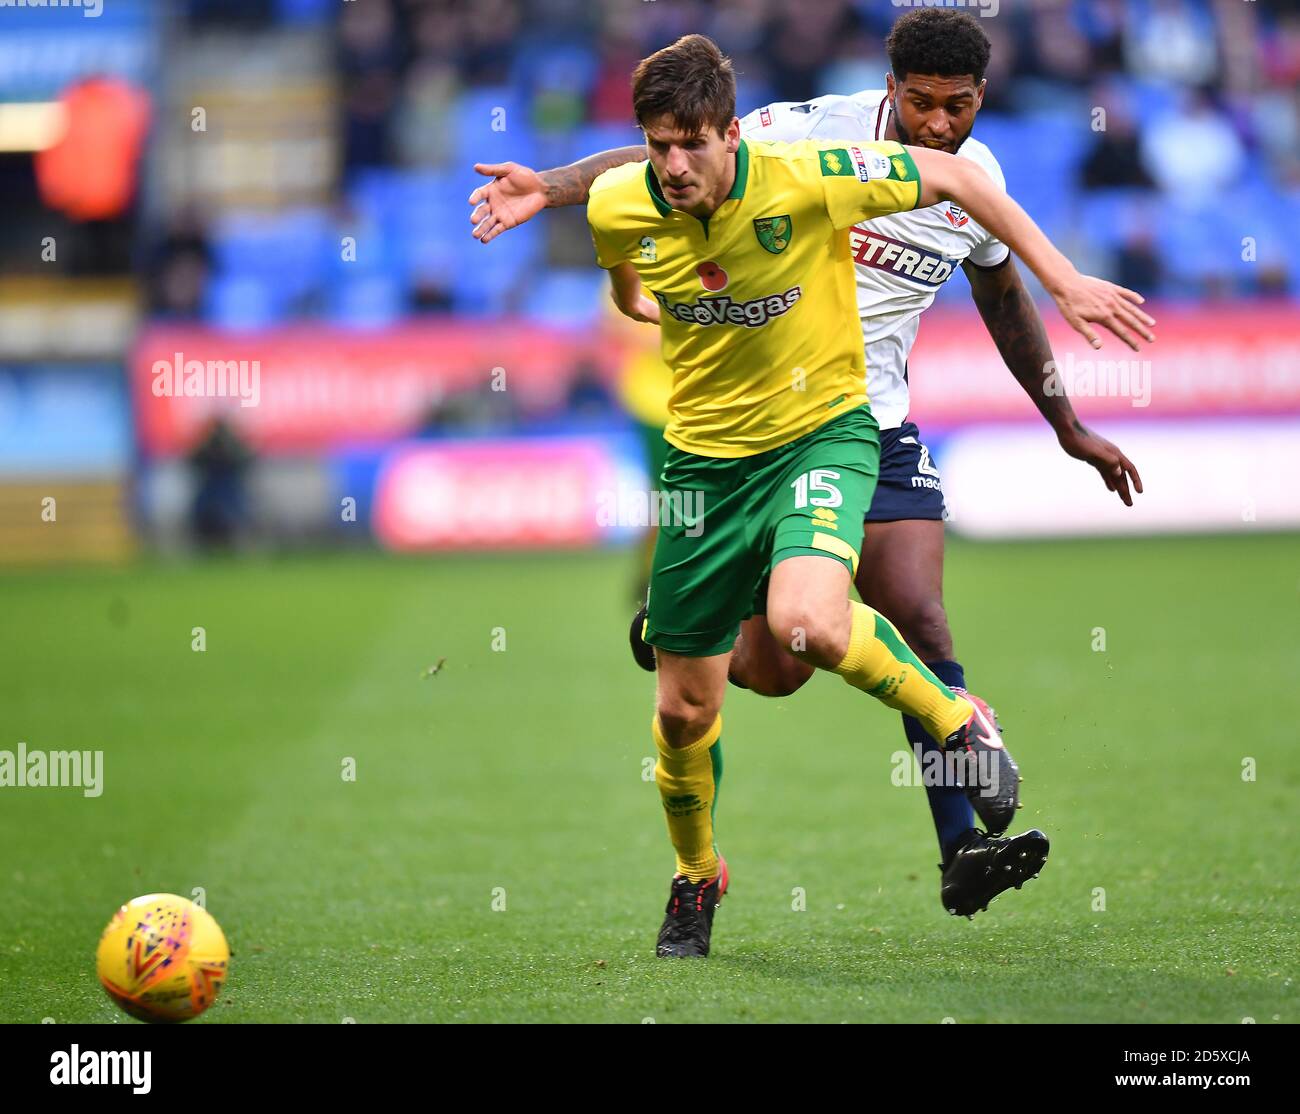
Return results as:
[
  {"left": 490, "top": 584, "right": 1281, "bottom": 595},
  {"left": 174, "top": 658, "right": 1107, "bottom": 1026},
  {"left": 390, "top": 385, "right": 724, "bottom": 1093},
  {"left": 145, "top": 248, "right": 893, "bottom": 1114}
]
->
[{"left": 644, "top": 404, "right": 880, "bottom": 657}]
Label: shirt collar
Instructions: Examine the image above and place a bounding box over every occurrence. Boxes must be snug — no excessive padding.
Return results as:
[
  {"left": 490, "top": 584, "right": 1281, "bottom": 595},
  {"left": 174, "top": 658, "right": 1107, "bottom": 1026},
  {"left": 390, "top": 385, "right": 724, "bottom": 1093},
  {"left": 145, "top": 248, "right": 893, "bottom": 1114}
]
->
[{"left": 644, "top": 139, "right": 750, "bottom": 218}]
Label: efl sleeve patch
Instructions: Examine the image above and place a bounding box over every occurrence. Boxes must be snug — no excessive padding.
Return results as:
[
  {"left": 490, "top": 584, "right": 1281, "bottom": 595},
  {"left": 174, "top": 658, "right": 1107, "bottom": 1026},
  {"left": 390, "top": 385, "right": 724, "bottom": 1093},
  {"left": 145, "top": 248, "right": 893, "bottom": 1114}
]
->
[
  {"left": 826, "top": 144, "right": 913, "bottom": 184},
  {"left": 887, "top": 147, "right": 919, "bottom": 183},
  {"left": 819, "top": 148, "right": 854, "bottom": 177},
  {"left": 818, "top": 141, "right": 922, "bottom": 229},
  {"left": 849, "top": 145, "right": 891, "bottom": 182}
]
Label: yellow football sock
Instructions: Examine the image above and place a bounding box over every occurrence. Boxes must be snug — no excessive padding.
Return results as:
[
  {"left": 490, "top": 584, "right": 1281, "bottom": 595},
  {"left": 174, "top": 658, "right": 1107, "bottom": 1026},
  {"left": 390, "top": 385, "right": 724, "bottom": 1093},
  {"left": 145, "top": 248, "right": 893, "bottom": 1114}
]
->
[
  {"left": 833, "top": 602, "right": 972, "bottom": 743},
  {"left": 653, "top": 714, "right": 723, "bottom": 882}
]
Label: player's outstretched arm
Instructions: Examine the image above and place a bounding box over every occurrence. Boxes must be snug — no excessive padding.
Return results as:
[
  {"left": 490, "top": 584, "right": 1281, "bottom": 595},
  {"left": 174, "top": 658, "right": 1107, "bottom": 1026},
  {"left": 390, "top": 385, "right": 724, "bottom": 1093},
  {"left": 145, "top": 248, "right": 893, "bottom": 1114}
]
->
[
  {"left": 908, "top": 147, "right": 1156, "bottom": 352},
  {"left": 964, "top": 258, "right": 1144, "bottom": 506},
  {"left": 468, "top": 146, "right": 645, "bottom": 244}
]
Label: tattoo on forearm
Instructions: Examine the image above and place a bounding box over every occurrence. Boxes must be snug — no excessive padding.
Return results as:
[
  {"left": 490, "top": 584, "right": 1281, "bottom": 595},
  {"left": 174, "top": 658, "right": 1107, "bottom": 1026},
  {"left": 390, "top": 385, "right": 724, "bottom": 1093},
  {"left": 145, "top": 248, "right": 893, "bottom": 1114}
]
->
[
  {"left": 972, "top": 269, "right": 1077, "bottom": 430},
  {"left": 542, "top": 145, "right": 645, "bottom": 208},
  {"left": 541, "top": 164, "right": 585, "bottom": 208}
]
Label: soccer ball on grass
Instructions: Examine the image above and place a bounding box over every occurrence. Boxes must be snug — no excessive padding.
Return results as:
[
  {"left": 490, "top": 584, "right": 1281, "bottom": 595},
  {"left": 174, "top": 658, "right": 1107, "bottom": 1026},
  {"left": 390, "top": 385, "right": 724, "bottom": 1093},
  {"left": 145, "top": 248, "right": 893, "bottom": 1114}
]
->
[{"left": 96, "top": 893, "right": 229, "bottom": 1022}]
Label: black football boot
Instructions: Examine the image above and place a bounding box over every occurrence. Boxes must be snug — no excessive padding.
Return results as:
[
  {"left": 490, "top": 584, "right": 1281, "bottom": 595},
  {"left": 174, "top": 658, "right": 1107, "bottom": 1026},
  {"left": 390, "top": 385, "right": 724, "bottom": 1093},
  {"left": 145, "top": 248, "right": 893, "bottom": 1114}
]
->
[
  {"left": 943, "top": 688, "right": 1021, "bottom": 836},
  {"left": 655, "top": 856, "right": 729, "bottom": 958},
  {"left": 940, "top": 828, "right": 1049, "bottom": 918}
]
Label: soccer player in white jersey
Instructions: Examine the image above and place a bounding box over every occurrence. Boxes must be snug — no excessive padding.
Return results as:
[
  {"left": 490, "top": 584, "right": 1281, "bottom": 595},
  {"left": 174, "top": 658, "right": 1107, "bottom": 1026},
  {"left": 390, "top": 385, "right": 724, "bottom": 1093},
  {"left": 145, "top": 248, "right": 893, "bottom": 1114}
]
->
[{"left": 467, "top": 9, "right": 1144, "bottom": 918}]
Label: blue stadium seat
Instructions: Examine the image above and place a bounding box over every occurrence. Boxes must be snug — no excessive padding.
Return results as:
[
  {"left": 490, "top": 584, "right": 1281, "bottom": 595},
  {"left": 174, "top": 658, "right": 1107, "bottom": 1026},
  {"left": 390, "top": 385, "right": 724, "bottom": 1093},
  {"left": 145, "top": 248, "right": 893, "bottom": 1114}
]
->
[
  {"left": 1128, "top": 80, "right": 1182, "bottom": 126},
  {"left": 511, "top": 39, "right": 601, "bottom": 102},
  {"left": 330, "top": 212, "right": 399, "bottom": 279},
  {"left": 1224, "top": 181, "right": 1291, "bottom": 286},
  {"left": 453, "top": 250, "right": 523, "bottom": 317},
  {"left": 522, "top": 269, "right": 606, "bottom": 327},
  {"left": 550, "top": 122, "right": 644, "bottom": 167},
  {"left": 981, "top": 112, "right": 1080, "bottom": 235},
  {"left": 348, "top": 167, "right": 541, "bottom": 290},
  {"left": 970, "top": 115, "right": 1020, "bottom": 167},
  {"left": 1078, "top": 189, "right": 1154, "bottom": 251},
  {"left": 1154, "top": 198, "right": 1230, "bottom": 290},
  {"left": 351, "top": 169, "right": 464, "bottom": 225},
  {"left": 1020, "top": 113, "right": 1089, "bottom": 173},
  {"left": 329, "top": 273, "right": 406, "bottom": 328},
  {"left": 204, "top": 275, "right": 287, "bottom": 330},
  {"left": 211, "top": 208, "right": 332, "bottom": 304},
  {"left": 452, "top": 87, "right": 536, "bottom": 167},
  {"left": 276, "top": 0, "right": 332, "bottom": 23},
  {"left": 348, "top": 168, "right": 407, "bottom": 220}
]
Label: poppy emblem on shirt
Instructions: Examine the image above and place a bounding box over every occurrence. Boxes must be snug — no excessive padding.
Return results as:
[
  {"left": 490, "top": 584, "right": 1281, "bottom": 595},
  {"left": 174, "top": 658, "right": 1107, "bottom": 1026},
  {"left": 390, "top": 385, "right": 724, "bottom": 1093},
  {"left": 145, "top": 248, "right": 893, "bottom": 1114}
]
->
[{"left": 697, "top": 261, "right": 729, "bottom": 291}]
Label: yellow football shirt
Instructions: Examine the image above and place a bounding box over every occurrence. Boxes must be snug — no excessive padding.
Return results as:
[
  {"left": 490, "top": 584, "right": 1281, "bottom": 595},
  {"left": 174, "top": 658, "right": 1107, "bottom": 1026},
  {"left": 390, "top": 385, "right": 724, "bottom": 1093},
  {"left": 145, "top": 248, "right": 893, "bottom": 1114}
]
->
[{"left": 588, "top": 138, "right": 921, "bottom": 458}]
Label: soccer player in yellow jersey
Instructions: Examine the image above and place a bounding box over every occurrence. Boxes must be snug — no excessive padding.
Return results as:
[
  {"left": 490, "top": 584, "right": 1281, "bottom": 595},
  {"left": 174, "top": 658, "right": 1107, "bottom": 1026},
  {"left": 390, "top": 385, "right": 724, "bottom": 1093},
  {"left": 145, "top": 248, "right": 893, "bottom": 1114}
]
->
[{"left": 483, "top": 34, "right": 1154, "bottom": 958}]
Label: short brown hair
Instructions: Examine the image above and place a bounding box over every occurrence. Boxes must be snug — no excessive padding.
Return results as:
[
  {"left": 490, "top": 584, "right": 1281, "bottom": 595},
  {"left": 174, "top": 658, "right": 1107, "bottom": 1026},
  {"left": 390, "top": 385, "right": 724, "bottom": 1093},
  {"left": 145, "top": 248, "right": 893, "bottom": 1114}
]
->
[{"left": 632, "top": 34, "right": 736, "bottom": 137}]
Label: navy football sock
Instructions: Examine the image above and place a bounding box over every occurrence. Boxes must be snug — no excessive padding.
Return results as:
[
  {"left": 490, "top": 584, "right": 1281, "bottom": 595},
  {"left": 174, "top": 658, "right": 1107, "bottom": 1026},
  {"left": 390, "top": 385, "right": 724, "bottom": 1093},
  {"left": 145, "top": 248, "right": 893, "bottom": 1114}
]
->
[{"left": 902, "top": 658, "right": 976, "bottom": 861}]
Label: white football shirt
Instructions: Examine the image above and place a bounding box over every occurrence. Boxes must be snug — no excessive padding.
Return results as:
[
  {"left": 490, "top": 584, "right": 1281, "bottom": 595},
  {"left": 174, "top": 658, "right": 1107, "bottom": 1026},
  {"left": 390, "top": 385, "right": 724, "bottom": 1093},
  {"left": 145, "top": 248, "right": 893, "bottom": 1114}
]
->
[{"left": 739, "top": 90, "right": 1010, "bottom": 430}]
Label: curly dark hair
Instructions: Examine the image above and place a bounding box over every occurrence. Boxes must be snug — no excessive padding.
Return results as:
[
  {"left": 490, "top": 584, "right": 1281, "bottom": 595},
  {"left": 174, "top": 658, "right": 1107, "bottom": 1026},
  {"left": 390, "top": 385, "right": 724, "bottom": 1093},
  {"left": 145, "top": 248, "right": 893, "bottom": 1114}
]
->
[{"left": 885, "top": 8, "right": 991, "bottom": 84}]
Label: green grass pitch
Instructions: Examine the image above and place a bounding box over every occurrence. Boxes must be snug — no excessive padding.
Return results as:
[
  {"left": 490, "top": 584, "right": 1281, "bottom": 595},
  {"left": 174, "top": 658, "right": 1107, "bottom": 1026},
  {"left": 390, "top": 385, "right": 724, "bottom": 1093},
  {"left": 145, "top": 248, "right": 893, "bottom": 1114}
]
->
[{"left": 2, "top": 534, "right": 1297, "bottom": 1023}]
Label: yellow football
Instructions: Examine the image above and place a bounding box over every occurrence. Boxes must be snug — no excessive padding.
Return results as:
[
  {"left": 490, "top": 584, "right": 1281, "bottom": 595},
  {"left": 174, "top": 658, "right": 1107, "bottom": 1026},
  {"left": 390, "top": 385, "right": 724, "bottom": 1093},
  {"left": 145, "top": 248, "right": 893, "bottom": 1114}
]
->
[{"left": 95, "top": 894, "right": 229, "bottom": 1022}]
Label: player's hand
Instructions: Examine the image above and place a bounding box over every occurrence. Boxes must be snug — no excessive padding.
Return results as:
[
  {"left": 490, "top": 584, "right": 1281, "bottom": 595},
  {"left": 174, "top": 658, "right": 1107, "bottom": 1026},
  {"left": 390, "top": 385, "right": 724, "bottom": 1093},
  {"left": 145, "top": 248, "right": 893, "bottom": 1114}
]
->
[
  {"left": 468, "top": 162, "right": 547, "bottom": 244},
  {"left": 1057, "top": 422, "right": 1144, "bottom": 506},
  {"left": 1050, "top": 271, "right": 1156, "bottom": 352}
]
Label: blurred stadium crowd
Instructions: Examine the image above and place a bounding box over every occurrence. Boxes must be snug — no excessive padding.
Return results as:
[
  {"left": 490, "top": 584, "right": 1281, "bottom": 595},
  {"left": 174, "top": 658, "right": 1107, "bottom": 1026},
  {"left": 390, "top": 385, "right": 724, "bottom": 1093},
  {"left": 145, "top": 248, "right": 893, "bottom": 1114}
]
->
[
  {"left": 2, "top": 0, "right": 1297, "bottom": 562},
  {"left": 145, "top": 0, "right": 1300, "bottom": 330}
]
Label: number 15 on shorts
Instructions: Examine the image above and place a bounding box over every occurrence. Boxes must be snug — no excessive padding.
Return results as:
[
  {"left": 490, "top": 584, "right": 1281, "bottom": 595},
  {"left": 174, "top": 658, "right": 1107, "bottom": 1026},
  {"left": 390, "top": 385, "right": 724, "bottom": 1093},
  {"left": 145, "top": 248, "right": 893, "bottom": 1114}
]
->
[{"left": 791, "top": 469, "right": 843, "bottom": 509}]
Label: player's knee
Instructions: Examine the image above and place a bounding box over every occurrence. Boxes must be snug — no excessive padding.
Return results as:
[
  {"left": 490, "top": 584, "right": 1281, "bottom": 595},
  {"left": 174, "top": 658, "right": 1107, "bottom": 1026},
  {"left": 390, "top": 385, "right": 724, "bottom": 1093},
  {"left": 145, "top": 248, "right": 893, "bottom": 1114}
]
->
[
  {"left": 655, "top": 695, "right": 721, "bottom": 748},
  {"left": 764, "top": 602, "right": 810, "bottom": 657},
  {"left": 766, "top": 604, "right": 844, "bottom": 668},
  {"left": 736, "top": 653, "right": 814, "bottom": 698},
  {"left": 897, "top": 599, "right": 953, "bottom": 662}
]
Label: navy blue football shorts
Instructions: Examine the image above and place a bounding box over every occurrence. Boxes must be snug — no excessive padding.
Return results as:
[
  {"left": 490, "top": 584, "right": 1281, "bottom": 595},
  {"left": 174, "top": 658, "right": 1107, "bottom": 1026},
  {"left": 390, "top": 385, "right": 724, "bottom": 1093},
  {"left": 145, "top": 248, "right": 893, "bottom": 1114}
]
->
[{"left": 864, "top": 421, "right": 947, "bottom": 522}]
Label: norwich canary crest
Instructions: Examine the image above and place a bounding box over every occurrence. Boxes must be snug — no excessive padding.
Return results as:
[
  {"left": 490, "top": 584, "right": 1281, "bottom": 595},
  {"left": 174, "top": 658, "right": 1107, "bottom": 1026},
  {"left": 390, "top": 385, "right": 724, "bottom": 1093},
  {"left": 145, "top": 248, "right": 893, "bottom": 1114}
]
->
[{"left": 753, "top": 214, "right": 792, "bottom": 254}]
